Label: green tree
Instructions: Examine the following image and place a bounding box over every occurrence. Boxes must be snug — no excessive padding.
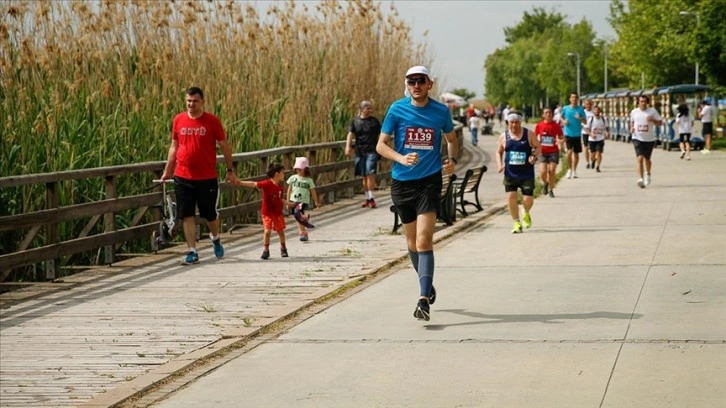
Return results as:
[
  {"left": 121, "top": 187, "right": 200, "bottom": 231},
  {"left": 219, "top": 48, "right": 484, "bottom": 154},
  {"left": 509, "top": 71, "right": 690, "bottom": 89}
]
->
[
  {"left": 504, "top": 7, "right": 566, "bottom": 44},
  {"left": 450, "top": 88, "right": 476, "bottom": 101},
  {"left": 694, "top": 0, "right": 726, "bottom": 92}
]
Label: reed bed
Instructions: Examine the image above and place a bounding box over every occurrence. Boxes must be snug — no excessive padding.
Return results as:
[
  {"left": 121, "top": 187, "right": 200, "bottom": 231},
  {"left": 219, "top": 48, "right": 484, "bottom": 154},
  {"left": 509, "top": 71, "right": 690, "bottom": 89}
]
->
[{"left": 0, "top": 0, "right": 431, "bottom": 275}]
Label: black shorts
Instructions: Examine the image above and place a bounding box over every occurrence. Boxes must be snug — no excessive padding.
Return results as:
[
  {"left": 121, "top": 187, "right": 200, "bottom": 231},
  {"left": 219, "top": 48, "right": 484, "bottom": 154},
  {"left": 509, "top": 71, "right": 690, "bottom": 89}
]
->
[
  {"left": 702, "top": 122, "right": 713, "bottom": 136},
  {"left": 589, "top": 140, "right": 605, "bottom": 153},
  {"left": 679, "top": 133, "right": 691, "bottom": 143},
  {"left": 503, "top": 175, "right": 535, "bottom": 196},
  {"left": 391, "top": 172, "right": 442, "bottom": 224},
  {"left": 173, "top": 176, "right": 220, "bottom": 222},
  {"left": 632, "top": 140, "right": 655, "bottom": 160},
  {"left": 581, "top": 133, "right": 590, "bottom": 147},
  {"left": 565, "top": 137, "right": 582, "bottom": 153}
]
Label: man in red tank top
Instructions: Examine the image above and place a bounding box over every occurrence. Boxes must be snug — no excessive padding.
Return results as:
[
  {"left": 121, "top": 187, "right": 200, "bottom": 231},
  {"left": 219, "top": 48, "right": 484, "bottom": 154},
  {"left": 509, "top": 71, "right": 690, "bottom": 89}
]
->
[{"left": 161, "top": 87, "right": 239, "bottom": 265}]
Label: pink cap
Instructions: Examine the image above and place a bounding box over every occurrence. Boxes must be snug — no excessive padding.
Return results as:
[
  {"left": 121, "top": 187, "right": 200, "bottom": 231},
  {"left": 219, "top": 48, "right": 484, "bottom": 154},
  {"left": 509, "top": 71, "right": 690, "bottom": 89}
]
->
[{"left": 293, "top": 157, "right": 309, "bottom": 170}]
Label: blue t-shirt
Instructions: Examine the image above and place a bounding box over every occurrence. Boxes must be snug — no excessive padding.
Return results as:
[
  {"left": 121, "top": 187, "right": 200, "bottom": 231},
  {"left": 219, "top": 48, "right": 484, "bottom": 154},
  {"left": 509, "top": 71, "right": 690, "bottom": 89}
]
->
[
  {"left": 561, "top": 105, "right": 587, "bottom": 137},
  {"left": 381, "top": 97, "right": 454, "bottom": 181}
]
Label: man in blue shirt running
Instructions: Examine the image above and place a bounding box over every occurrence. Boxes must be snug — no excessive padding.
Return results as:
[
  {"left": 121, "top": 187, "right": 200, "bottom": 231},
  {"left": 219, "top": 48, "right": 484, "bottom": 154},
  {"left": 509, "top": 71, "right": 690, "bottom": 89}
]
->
[
  {"left": 377, "top": 65, "right": 459, "bottom": 321},
  {"left": 560, "top": 92, "right": 587, "bottom": 179}
]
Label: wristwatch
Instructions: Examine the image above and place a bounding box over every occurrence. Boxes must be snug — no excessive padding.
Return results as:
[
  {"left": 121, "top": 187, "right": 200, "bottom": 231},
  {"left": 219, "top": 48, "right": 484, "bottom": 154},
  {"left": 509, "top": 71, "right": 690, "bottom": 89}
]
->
[{"left": 450, "top": 157, "right": 458, "bottom": 164}]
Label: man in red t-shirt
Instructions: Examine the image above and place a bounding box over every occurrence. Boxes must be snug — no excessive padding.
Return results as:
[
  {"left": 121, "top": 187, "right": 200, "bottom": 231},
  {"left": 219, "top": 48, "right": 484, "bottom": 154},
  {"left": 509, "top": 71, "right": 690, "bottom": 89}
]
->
[
  {"left": 161, "top": 87, "right": 239, "bottom": 265},
  {"left": 535, "top": 107, "right": 564, "bottom": 198},
  {"left": 234, "top": 163, "right": 293, "bottom": 260}
]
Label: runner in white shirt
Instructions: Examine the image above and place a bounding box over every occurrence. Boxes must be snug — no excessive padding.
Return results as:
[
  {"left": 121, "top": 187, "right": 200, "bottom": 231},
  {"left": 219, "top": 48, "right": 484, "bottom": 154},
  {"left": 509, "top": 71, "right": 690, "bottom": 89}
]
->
[
  {"left": 698, "top": 100, "right": 714, "bottom": 153},
  {"left": 676, "top": 104, "right": 694, "bottom": 160},
  {"left": 468, "top": 114, "right": 481, "bottom": 146},
  {"left": 581, "top": 99, "right": 594, "bottom": 168},
  {"left": 586, "top": 105, "right": 609, "bottom": 172},
  {"left": 629, "top": 95, "right": 663, "bottom": 188}
]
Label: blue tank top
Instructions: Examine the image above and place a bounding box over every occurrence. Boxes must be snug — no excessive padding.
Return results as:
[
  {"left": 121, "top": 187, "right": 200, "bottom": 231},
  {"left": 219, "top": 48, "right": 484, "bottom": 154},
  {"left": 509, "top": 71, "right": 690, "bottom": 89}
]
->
[{"left": 504, "top": 128, "right": 534, "bottom": 179}]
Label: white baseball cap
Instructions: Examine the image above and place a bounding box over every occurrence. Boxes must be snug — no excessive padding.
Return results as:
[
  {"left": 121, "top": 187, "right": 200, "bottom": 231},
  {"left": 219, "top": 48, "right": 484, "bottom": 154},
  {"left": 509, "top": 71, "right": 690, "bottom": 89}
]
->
[{"left": 405, "top": 65, "right": 430, "bottom": 78}]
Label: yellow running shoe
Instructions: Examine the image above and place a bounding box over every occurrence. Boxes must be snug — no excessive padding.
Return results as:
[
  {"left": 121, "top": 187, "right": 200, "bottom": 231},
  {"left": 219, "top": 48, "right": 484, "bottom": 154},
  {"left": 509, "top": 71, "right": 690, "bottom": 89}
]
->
[
  {"left": 523, "top": 212, "right": 532, "bottom": 229},
  {"left": 511, "top": 220, "right": 523, "bottom": 234}
]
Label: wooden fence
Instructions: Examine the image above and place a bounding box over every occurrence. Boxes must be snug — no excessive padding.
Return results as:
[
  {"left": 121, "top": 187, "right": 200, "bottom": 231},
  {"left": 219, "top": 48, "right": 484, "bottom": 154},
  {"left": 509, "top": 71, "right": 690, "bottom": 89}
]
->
[{"left": 0, "top": 125, "right": 463, "bottom": 282}]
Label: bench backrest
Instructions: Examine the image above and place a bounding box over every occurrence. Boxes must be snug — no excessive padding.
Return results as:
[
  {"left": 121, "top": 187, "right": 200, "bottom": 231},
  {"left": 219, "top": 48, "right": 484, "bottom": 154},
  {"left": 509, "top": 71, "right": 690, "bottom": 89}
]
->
[
  {"left": 461, "top": 165, "right": 487, "bottom": 193},
  {"left": 441, "top": 173, "right": 457, "bottom": 198}
]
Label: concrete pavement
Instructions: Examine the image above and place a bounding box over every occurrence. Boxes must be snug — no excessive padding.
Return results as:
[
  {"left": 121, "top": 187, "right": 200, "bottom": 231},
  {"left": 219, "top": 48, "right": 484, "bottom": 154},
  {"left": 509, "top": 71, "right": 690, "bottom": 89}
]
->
[{"left": 152, "top": 129, "right": 726, "bottom": 407}]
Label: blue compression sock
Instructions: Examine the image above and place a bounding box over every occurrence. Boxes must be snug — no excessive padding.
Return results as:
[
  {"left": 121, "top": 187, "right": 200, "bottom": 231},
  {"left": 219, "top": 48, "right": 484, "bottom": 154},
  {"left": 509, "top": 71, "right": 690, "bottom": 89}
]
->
[
  {"left": 408, "top": 249, "right": 419, "bottom": 272},
  {"left": 417, "top": 250, "right": 434, "bottom": 298}
]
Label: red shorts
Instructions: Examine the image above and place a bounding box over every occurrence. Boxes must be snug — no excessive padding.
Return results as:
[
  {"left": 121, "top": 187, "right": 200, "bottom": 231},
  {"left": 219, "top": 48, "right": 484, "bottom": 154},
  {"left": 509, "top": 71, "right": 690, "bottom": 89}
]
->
[{"left": 262, "top": 214, "right": 286, "bottom": 232}]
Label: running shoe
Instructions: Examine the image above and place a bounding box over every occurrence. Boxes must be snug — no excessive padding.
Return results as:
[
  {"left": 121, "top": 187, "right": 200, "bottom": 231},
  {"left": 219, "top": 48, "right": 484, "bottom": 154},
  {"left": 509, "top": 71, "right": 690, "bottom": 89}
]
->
[
  {"left": 548, "top": 190, "right": 555, "bottom": 198},
  {"left": 369, "top": 198, "right": 377, "bottom": 208},
  {"left": 299, "top": 232, "right": 309, "bottom": 242},
  {"left": 543, "top": 184, "right": 548, "bottom": 195},
  {"left": 687, "top": 156, "right": 691, "bottom": 161},
  {"left": 701, "top": 149, "right": 711, "bottom": 154},
  {"left": 566, "top": 169, "right": 572, "bottom": 179},
  {"left": 586, "top": 163, "right": 590, "bottom": 169},
  {"left": 413, "top": 298, "right": 430, "bottom": 321},
  {"left": 211, "top": 237, "right": 224, "bottom": 259},
  {"left": 591, "top": 161, "right": 596, "bottom": 169},
  {"left": 511, "top": 220, "right": 523, "bottom": 234},
  {"left": 261, "top": 249, "right": 270, "bottom": 260},
  {"left": 644, "top": 173, "right": 651, "bottom": 187},
  {"left": 181, "top": 251, "right": 199, "bottom": 265},
  {"left": 680, "top": 151, "right": 686, "bottom": 159},
  {"left": 281, "top": 248, "right": 289, "bottom": 258},
  {"left": 573, "top": 171, "right": 578, "bottom": 178},
  {"left": 637, "top": 178, "right": 645, "bottom": 189},
  {"left": 596, "top": 167, "right": 601, "bottom": 173},
  {"left": 361, "top": 199, "right": 370, "bottom": 208},
  {"left": 429, "top": 285, "right": 437, "bottom": 305},
  {"left": 522, "top": 212, "right": 532, "bottom": 229}
]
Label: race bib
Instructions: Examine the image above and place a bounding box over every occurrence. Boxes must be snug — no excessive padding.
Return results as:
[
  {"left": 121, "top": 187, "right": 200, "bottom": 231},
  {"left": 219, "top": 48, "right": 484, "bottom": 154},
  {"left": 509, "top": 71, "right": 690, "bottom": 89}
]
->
[
  {"left": 541, "top": 135, "right": 555, "bottom": 146},
  {"left": 404, "top": 127, "right": 435, "bottom": 150},
  {"left": 509, "top": 151, "right": 527, "bottom": 165},
  {"left": 593, "top": 128, "right": 603, "bottom": 135},
  {"left": 637, "top": 124, "right": 649, "bottom": 133}
]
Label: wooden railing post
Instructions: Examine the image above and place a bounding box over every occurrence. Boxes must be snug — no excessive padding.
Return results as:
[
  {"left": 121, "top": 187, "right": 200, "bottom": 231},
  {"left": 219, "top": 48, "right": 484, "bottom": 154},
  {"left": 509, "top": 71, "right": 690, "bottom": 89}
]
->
[
  {"left": 104, "top": 176, "right": 117, "bottom": 265},
  {"left": 45, "top": 181, "right": 59, "bottom": 280}
]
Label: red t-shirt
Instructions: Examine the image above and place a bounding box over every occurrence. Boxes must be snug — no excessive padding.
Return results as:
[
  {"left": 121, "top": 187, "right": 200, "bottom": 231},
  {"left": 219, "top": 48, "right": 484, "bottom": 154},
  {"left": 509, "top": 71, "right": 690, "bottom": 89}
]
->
[
  {"left": 172, "top": 112, "right": 226, "bottom": 180},
  {"left": 257, "top": 179, "right": 284, "bottom": 217},
  {"left": 534, "top": 120, "right": 563, "bottom": 155}
]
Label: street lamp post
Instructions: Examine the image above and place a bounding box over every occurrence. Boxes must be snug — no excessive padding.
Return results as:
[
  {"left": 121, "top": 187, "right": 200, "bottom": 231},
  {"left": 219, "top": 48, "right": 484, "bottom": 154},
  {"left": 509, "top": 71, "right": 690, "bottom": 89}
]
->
[
  {"left": 567, "top": 52, "right": 581, "bottom": 97},
  {"left": 679, "top": 11, "right": 700, "bottom": 85}
]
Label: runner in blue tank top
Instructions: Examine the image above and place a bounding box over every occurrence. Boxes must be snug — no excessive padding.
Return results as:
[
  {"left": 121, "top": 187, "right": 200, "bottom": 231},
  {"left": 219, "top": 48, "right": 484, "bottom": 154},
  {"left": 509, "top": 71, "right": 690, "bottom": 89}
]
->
[
  {"left": 377, "top": 65, "right": 459, "bottom": 322},
  {"left": 496, "top": 110, "right": 541, "bottom": 234}
]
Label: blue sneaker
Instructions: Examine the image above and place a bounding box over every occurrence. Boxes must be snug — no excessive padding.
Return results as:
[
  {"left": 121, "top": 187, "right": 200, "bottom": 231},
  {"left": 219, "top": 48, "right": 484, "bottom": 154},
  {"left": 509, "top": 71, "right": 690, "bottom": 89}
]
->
[
  {"left": 211, "top": 237, "right": 224, "bottom": 258},
  {"left": 181, "top": 251, "right": 199, "bottom": 265}
]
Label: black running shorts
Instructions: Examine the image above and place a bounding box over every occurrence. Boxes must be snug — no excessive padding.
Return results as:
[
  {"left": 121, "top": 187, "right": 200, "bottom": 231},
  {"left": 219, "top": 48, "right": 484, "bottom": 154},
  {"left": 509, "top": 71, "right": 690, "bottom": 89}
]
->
[
  {"left": 390, "top": 172, "right": 442, "bottom": 225},
  {"left": 632, "top": 140, "right": 655, "bottom": 160}
]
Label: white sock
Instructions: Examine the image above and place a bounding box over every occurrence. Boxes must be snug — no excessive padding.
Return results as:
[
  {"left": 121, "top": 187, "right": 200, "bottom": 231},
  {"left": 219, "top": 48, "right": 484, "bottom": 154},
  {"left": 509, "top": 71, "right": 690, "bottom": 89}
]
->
[
  {"left": 189, "top": 247, "right": 197, "bottom": 253},
  {"left": 210, "top": 234, "right": 219, "bottom": 241},
  {"left": 367, "top": 191, "right": 374, "bottom": 199}
]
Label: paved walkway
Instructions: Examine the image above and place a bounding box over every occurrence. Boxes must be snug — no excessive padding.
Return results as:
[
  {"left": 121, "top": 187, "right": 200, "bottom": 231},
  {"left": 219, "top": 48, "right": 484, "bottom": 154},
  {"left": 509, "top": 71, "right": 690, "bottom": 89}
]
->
[{"left": 2, "top": 123, "right": 724, "bottom": 408}]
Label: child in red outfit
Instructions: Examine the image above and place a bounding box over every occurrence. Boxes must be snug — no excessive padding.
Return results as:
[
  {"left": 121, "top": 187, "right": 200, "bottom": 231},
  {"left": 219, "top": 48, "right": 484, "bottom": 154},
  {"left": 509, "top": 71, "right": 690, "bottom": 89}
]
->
[{"left": 234, "top": 163, "right": 294, "bottom": 259}]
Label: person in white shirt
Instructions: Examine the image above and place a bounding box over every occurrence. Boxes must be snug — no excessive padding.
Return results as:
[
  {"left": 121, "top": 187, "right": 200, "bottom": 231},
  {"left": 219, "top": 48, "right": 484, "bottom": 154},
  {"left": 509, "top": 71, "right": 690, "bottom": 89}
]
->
[
  {"left": 586, "top": 105, "right": 609, "bottom": 172},
  {"left": 676, "top": 104, "right": 694, "bottom": 160},
  {"left": 629, "top": 95, "right": 663, "bottom": 188},
  {"left": 698, "top": 100, "right": 714, "bottom": 153},
  {"left": 468, "top": 113, "right": 481, "bottom": 146},
  {"left": 581, "top": 99, "right": 594, "bottom": 168}
]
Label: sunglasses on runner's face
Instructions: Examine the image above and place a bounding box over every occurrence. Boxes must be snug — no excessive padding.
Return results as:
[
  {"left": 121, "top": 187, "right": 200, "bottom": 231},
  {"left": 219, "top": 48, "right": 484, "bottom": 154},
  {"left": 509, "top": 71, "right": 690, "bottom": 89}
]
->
[{"left": 406, "top": 77, "right": 428, "bottom": 86}]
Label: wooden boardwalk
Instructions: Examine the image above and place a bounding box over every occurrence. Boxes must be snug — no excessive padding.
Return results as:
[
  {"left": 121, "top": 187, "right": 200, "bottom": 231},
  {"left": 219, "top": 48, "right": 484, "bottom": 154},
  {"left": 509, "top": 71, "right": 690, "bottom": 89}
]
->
[{"left": 0, "top": 140, "right": 494, "bottom": 408}]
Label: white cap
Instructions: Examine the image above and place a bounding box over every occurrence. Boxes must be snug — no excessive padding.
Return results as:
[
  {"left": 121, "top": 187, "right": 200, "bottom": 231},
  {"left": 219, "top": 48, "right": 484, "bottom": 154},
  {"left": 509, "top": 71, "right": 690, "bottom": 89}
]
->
[
  {"left": 293, "top": 157, "right": 309, "bottom": 170},
  {"left": 405, "top": 65, "right": 430, "bottom": 78}
]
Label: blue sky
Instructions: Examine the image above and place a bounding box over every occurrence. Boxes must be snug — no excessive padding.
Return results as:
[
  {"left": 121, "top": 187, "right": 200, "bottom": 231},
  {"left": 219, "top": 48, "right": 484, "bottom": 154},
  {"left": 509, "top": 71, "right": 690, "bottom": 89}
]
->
[{"left": 384, "top": 0, "right": 618, "bottom": 97}]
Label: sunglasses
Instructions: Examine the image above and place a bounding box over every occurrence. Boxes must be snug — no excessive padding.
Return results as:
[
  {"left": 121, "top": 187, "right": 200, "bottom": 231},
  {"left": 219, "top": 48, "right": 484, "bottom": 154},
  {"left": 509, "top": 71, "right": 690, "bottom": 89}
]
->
[{"left": 406, "top": 77, "right": 428, "bottom": 86}]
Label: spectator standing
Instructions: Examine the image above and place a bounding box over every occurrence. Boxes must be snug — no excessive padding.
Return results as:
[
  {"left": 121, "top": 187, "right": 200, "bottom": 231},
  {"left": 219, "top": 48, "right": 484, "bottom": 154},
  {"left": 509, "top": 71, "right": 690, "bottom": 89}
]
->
[
  {"left": 161, "top": 87, "right": 239, "bottom": 265},
  {"left": 346, "top": 100, "right": 382, "bottom": 208},
  {"left": 629, "top": 95, "right": 664, "bottom": 188},
  {"left": 676, "top": 104, "right": 694, "bottom": 160},
  {"left": 287, "top": 157, "right": 321, "bottom": 242},
  {"left": 698, "top": 100, "right": 714, "bottom": 154},
  {"left": 468, "top": 113, "right": 481, "bottom": 146},
  {"left": 376, "top": 65, "right": 459, "bottom": 322},
  {"left": 496, "top": 110, "right": 541, "bottom": 233},
  {"left": 534, "top": 107, "right": 564, "bottom": 198}
]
